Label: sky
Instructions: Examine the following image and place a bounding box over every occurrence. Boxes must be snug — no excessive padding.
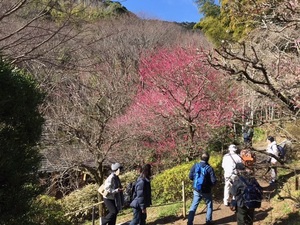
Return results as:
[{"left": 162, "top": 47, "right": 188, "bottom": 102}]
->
[{"left": 117, "top": 0, "right": 201, "bottom": 23}]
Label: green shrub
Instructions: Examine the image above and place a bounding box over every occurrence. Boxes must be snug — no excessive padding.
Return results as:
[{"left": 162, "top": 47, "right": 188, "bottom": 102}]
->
[
  {"left": 151, "top": 153, "right": 222, "bottom": 204},
  {"left": 30, "top": 195, "right": 71, "bottom": 225},
  {"left": 253, "top": 127, "right": 266, "bottom": 143},
  {"left": 60, "top": 184, "right": 98, "bottom": 224},
  {"left": 120, "top": 170, "right": 139, "bottom": 186}
]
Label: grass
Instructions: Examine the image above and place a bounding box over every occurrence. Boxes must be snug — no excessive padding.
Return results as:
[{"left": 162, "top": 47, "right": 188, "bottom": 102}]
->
[
  {"left": 116, "top": 201, "right": 186, "bottom": 224},
  {"left": 264, "top": 159, "right": 300, "bottom": 224}
]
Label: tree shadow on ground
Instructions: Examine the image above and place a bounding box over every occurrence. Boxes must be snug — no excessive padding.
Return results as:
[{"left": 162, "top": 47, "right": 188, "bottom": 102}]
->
[
  {"left": 262, "top": 169, "right": 300, "bottom": 200},
  {"left": 254, "top": 206, "right": 273, "bottom": 223},
  {"left": 273, "top": 211, "right": 300, "bottom": 225},
  {"left": 202, "top": 207, "right": 236, "bottom": 225},
  {"left": 147, "top": 215, "right": 183, "bottom": 225}
]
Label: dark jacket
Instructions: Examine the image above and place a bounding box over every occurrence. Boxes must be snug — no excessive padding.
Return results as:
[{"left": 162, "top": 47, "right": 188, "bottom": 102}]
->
[
  {"left": 189, "top": 161, "right": 217, "bottom": 193},
  {"left": 130, "top": 176, "right": 152, "bottom": 210},
  {"left": 230, "top": 175, "right": 262, "bottom": 208},
  {"left": 230, "top": 176, "right": 245, "bottom": 207}
]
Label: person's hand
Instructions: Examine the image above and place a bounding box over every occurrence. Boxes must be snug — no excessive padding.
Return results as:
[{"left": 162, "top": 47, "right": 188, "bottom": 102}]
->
[
  {"left": 118, "top": 188, "right": 123, "bottom": 192},
  {"left": 142, "top": 208, "right": 146, "bottom": 214}
]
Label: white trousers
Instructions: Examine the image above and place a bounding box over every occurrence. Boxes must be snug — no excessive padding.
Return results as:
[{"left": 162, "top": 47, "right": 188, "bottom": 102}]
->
[{"left": 223, "top": 175, "right": 237, "bottom": 205}]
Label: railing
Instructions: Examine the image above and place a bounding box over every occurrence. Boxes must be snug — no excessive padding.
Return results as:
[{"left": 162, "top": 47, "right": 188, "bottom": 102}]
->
[
  {"left": 65, "top": 201, "right": 103, "bottom": 225},
  {"left": 64, "top": 181, "right": 189, "bottom": 225}
]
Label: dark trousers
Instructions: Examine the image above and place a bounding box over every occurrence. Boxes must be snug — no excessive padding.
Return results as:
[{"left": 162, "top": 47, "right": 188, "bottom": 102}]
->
[
  {"left": 129, "top": 207, "right": 147, "bottom": 225},
  {"left": 102, "top": 198, "right": 118, "bottom": 225},
  {"left": 236, "top": 206, "right": 255, "bottom": 225}
]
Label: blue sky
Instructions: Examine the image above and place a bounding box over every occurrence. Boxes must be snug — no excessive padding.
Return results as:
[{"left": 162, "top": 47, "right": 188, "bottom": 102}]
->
[{"left": 118, "top": 0, "right": 201, "bottom": 23}]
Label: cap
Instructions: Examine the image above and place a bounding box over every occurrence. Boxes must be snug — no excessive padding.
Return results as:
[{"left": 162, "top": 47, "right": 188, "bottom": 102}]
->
[
  {"left": 111, "top": 163, "right": 123, "bottom": 171},
  {"left": 228, "top": 144, "right": 237, "bottom": 153}
]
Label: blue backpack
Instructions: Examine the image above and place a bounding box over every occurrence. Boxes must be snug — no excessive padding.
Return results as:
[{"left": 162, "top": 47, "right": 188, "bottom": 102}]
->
[
  {"left": 193, "top": 163, "right": 209, "bottom": 191},
  {"left": 277, "top": 145, "right": 286, "bottom": 159},
  {"left": 240, "top": 176, "right": 263, "bottom": 209}
]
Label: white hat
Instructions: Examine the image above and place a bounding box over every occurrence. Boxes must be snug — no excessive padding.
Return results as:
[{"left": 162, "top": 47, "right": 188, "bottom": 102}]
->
[
  {"left": 111, "top": 163, "right": 123, "bottom": 171},
  {"left": 228, "top": 144, "right": 237, "bottom": 153}
]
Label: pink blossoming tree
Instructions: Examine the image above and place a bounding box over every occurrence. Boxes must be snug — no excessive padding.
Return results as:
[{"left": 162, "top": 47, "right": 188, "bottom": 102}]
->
[{"left": 117, "top": 47, "right": 241, "bottom": 165}]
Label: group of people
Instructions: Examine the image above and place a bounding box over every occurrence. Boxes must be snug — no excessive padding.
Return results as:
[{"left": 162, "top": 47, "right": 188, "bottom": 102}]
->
[
  {"left": 187, "top": 147, "right": 247, "bottom": 225},
  {"left": 99, "top": 135, "right": 279, "bottom": 225},
  {"left": 100, "top": 163, "right": 152, "bottom": 225},
  {"left": 188, "top": 135, "right": 279, "bottom": 225}
]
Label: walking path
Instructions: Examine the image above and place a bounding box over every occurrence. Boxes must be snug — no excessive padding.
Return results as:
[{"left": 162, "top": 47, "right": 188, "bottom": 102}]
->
[
  {"left": 120, "top": 145, "right": 279, "bottom": 225},
  {"left": 171, "top": 147, "right": 274, "bottom": 225},
  {"left": 171, "top": 199, "right": 271, "bottom": 225},
  {"left": 171, "top": 176, "right": 272, "bottom": 225}
]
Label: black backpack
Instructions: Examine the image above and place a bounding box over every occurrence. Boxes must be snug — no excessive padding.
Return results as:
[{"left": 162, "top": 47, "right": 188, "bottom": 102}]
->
[
  {"left": 240, "top": 176, "right": 263, "bottom": 209},
  {"left": 123, "top": 182, "right": 135, "bottom": 207}
]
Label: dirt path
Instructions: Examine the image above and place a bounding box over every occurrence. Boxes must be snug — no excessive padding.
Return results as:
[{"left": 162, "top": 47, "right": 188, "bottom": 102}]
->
[
  {"left": 169, "top": 200, "right": 271, "bottom": 225},
  {"left": 120, "top": 178, "right": 274, "bottom": 225},
  {"left": 170, "top": 149, "right": 275, "bottom": 225},
  {"left": 168, "top": 179, "right": 272, "bottom": 225},
  {"left": 120, "top": 147, "right": 276, "bottom": 225}
]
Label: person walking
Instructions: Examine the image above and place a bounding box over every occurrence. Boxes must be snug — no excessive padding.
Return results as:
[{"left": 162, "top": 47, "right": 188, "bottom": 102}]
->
[
  {"left": 222, "top": 144, "right": 243, "bottom": 206},
  {"left": 266, "top": 136, "right": 279, "bottom": 184},
  {"left": 243, "top": 122, "right": 254, "bottom": 147},
  {"left": 124, "top": 165, "right": 143, "bottom": 207},
  {"left": 101, "top": 162, "right": 124, "bottom": 225},
  {"left": 129, "top": 164, "right": 152, "bottom": 225},
  {"left": 187, "top": 152, "right": 217, "bottom": 225},
  {"left": 230, "top": 163, "right": 263, "bottom": 225}
]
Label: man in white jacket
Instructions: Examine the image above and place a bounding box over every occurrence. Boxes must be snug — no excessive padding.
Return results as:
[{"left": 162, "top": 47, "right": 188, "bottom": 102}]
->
[
  {"left": 222, "top": 144, "right": 243, "bottom": 206},
  {"left": 266, "top": 136, "right": 279, "bottom": 184}
]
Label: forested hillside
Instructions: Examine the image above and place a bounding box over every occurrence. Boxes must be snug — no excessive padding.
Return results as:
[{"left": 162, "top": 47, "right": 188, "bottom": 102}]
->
[{"left": 0, "top": 0, "right": 299, "bottom": 224}]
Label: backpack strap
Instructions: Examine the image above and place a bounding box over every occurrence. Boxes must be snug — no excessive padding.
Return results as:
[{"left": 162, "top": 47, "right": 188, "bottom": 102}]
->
[
  {"left": 229, "top": 153, "right": 237, "bottom": 164},
  {"left": 229, "top": 153, "right": 243, "bottom": 177}
]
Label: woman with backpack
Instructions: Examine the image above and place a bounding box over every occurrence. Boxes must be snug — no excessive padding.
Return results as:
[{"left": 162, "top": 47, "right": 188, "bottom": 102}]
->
[
  {"left": 129, "top": 164, "right": 152, "bottom": 225},
  {"left": 101, "top": 163, "right": 124, "bottom": 225}
]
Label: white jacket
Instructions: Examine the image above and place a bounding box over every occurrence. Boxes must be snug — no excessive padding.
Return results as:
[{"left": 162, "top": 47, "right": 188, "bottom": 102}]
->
[
  {"left": 267, "top": 141, "right": 278, "bottom": 164},
  {"left": 222, "top": 152, "right": 243, "bottom": 178}
]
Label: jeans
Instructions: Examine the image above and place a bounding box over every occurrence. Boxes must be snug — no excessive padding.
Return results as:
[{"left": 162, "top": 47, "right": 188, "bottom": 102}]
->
[
  {"left": 129, "top": 207, "right": 147, "bottom": 225},
  {"left": 187, "top": 190, "right": 213, "bottom": 225}
]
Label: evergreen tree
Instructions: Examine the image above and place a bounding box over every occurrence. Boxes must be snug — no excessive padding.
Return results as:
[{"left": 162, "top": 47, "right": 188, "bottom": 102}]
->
[
  {"left": 194, "top": 0, "right": 264, "bottom": 46},
  {"left": 0, "top": 59, "right": 44, "bottom": 225}
]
